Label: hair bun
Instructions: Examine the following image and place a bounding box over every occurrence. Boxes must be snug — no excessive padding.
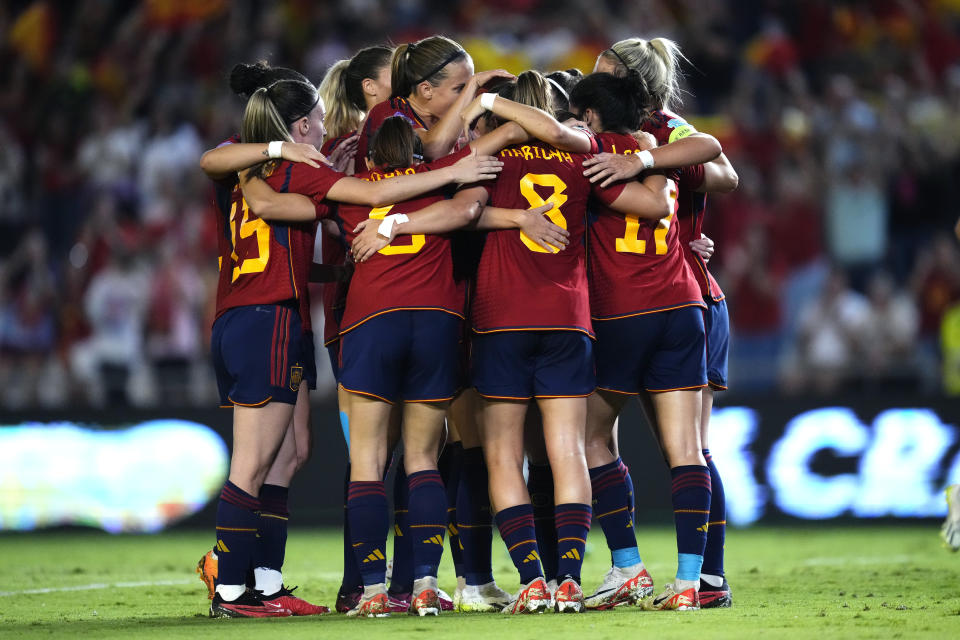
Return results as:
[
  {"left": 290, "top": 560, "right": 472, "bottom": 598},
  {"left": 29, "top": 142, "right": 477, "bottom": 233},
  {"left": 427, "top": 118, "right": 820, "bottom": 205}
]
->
[{"left": 229, "top": 62, "right": 271, "bottom": 98}]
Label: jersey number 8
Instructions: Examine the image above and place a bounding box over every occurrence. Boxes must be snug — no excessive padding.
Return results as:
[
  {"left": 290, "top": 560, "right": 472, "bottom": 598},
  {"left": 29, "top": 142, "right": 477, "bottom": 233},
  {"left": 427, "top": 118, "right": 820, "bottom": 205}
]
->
[{"left": 519, "top": 173, "right": 568, "bottom": 253}]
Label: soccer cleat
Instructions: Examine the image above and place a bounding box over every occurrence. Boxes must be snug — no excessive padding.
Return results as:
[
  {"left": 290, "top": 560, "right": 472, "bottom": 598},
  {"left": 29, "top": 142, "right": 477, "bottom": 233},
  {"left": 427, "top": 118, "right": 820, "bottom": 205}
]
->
[
  {"left": 501, "top": 577, "right": 551, "bottom": 614},
  {"left": 387, "top": 591, "right": 411, "bottom": 613},
  {"left": 335, "top": 588, "right": 362, "bottom": 613},
  {"left": 584, "top": 565, "right": 654, "bottom": 610},
  {"left": 196, "top": 549, "right": 218, "bottom": 600},
  {"left": 409, "top": 589, "right": 441, "bottom": 616},
  {"left": 262, "top": 585, "right": 330, "bottom": 615},
  {"left": 553, "top": 578, "right": 584, "bottom": 613},
  {"left": 437, "top": 588, "right": 454, "bottom": 611},
  {"left": 209, "top": 590, "right": 292, "bottom": 618},
  {"left": 345, "top": 589, "right": 391, "bottom": 618},
  {"left": 456, "top": 581, "right": 513, "bottom": 612},
  {"left": 698, "top": 578, "right": 732, "bottom": 609},
  {"left": 942, "top": 484, "right": 960, "bottom": 551},
  {"left": 645, "top": 583, "right": 699, "bottom": 611}
]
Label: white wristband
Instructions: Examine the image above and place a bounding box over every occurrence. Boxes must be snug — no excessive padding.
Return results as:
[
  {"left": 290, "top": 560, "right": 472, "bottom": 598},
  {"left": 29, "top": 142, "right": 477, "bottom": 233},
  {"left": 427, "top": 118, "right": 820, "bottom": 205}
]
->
[
  {"left": 267, "top": 141, "right": 284, "bottom": 159},
  {"left": 480, "top": 92, "right": 497, "bottom": 111},
  {"left": 377, "top": 213, "right": 410, "bottom": 238},
  {"left": 637, "top": 149, "right": 655, "bottom": 169}
]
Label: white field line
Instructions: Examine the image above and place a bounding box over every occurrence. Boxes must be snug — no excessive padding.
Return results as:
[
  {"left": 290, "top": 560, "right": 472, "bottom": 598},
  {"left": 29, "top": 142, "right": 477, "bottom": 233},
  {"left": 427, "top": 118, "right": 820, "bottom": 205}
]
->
[
  {"left": 0, "top": 578, "right": 193, "bottom": 597},
  {"left": 802, "top": 554, "right": 916, "bottom": 566}
]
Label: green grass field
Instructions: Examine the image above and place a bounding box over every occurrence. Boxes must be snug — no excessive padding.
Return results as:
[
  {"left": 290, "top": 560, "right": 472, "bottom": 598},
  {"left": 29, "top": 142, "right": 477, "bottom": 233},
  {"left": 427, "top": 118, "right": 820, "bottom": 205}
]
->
[{"left": 1, "top": 525, "right": 958, "bottom": 639}]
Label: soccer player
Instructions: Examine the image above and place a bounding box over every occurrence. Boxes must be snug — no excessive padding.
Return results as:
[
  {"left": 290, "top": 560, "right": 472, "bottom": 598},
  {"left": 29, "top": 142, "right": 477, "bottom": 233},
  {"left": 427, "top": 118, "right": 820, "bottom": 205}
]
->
[
  {"left": 589, "top": 38, "right": 739, "bottom": 609},
  {"left": 350, "top": 36, "right": 510, "bottom": 608},
  {"left": 199, "top": 75, "right": 503, "bottom": 618},
  {"left": 198, "top": 61, "right": 331, "bottom": 618},
  {"left": 451, "top": 71, "right": 674, "bottom": 614},
  {"left": 354, "top": 35, "right": 514, "bottom": 172},
  {"left": 317, "top": 44, "right": 395, "bottom": 614}
]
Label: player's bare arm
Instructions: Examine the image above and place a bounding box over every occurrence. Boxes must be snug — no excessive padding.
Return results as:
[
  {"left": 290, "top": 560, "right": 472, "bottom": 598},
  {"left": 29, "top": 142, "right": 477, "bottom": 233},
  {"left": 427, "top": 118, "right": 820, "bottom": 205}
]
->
[
  {"left": 326, "top": 150, "right": 503, "bottom": 207},
  {"left": 605, "top": 173, "right": 673, "bottom": 220},
  {"left": 583, "top": 133, "right": 722, "bottom": 188},
  {"left": 239, "top": 172, "right": 317, "bottom": 222},
  {"left": 463, "top": 94, "right": 594, "bottom": 153},
  {"left": 200, "top": 142, "right": 325, "bottom": 180}
]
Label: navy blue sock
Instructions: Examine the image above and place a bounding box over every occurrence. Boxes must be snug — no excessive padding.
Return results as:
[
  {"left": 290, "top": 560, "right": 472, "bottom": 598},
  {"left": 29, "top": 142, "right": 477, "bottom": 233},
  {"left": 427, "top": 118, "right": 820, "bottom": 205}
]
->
[
  {"left": 215, "top": 481, "right": 260, "bottom": 588},
  {"left": 340, "top": 464, "right": 362, "bottom": 593},
  {"left": 617, "top": 457, "right": 635, "bottom": 524},
  {"left": 389, "top": 460, "right": 414, "bottom": 594},
  {"left": 555, "top": 503, "right": 591, "bottom": 584},
  {"left": 255, "top": 484, "right": 288, "bottom": 573},
  {"left": 347, "top": 480, "right": 389, "bottom": 587},
  {"left": 495, "top": 504, "right": 543, "bottom": 585},
  {"left": 527, "top": 463, "right": 557, "bottom": 582},
  {"left": 590, "top": 461, "right": 638, "bottom": 566},
  {"left": 438, "top": 442, "right": 465, "bottom": 577},
  {"left": 671, "top": 465, "right": 711, "bottom": 582},
  {"left": 702, "top": 450, "right": 726, "bottom": 577},
  {"left": 457, "top": 447, "right": 494, "bottom": 586},
  {"left": 408, "top": 470, "right": 447, "bottom": 580}
]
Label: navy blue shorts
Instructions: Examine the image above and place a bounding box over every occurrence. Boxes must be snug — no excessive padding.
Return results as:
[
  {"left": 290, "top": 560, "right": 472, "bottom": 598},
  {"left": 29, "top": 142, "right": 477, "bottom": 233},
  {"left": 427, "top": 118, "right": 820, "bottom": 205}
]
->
[
  {"left": 704, "top": 298, "right": 729, "bottom": 390},
  {"left": 594, "top": 306, "right": 707, "bottom": 394},
  {"left": 471, "top": 330, "right": 595, "bottom": 400},
  {"left": 339, "top": 310, "right": 462, "bottom": 403},
  {"left": 212, "top": 304, "right": 305, "bottom": 407}
]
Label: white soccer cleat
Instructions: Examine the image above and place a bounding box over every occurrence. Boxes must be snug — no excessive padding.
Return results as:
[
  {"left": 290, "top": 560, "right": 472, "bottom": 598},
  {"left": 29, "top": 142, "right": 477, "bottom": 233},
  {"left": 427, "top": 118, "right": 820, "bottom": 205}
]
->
[
  {"left": 456, "top": 581, "right": 512, "bottom": 612},
  {"left": 942, "top": 484, "right": 960, "bottom": 551},
  {"left": 584, "top": 564, "right": 654, "bottom": 610}
]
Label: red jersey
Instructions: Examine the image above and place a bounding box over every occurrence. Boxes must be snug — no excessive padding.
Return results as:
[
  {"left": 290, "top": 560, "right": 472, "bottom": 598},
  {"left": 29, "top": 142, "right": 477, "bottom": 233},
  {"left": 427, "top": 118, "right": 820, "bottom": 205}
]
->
[
  {"left": 355, "top": 97, "right": 427, "bottom": 174},
  {"left": 587, "top": 132, "right": 702, "bottom": 320},
  {"left": 643, "top": 110, "right": 725, "bottom": 302},
  {"left": 336, "top": 149, "right": 469, "bottom": 333},
  {"left": 213, "top": 159, "right": 342, "bottom": 322},
  {"left": 318, "top": 133, "right": 354, "bottom": 345},
  {"left": 471, "top": 142, "right": 624, "bottom": 336}
]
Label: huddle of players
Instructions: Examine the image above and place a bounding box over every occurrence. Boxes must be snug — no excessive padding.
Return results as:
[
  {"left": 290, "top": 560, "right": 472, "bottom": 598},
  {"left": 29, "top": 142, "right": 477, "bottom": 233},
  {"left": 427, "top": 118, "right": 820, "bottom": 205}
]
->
[{"left": 198, "top": 32, "right": 737, "bottom": 619}]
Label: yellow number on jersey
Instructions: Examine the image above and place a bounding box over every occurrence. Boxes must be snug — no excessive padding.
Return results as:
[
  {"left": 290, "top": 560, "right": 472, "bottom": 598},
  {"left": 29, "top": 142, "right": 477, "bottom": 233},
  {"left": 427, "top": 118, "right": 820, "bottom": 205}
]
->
[
  {"left": 229, "top": 198, "right": 271, "bottom": 282},
  {"left": 518, "top": 173, "right": 568, "bottom": 253},
  {"left": 367, "top": 205, "right": 426, "bottom": 255},
  {"left": 614, "top": 179, "right": 678, "bottom": 256}
]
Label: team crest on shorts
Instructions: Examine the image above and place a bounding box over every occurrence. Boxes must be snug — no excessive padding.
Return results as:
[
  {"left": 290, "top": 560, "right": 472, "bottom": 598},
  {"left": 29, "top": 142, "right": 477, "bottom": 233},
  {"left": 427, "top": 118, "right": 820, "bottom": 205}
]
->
[{"left": 289, "top": 365, "right": 304, "bottom": 391}]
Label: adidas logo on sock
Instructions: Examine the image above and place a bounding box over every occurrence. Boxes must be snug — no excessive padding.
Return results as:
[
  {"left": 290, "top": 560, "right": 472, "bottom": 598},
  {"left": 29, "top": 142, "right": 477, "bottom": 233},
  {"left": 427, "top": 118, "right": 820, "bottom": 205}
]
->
[
  {"left": 394, "top": 525, "right": 403, "bottom": 536},
  {"left": 696, "top": 523, "right": 710, "bottom": 533},
  {"left": 363, "top": 549, "right": 386, "bottom": 563},
  {"left": 423, "top": 535, "right": 444, "bottom": 545},
  {"left": 215, "top": 540, "right": 230, "bottom": 553},
  {"left": 560, "top": 548, "right": 581, "bottom": 560},
  {"left": 523, "top": 551, "right": 540, "bottom": 563},
  {"left": 447, "top": 523, "right": 459, "bottom": 536}
]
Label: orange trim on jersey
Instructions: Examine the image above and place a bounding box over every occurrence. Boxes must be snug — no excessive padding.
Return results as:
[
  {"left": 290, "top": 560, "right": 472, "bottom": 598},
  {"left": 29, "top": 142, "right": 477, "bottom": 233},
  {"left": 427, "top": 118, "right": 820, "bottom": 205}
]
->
[
  {"left": 339, "top": 307, "right": 465, "bottom": 336},
  {"left": 472, "top": 326, "right": 594, "bottom": 338},
  {"left": 218, "top": 404, "right": 234, "bottom": 409},
  {"left": 338, "top": 383, "right": 394, "bottom": 405},
  {"left": 645, "top": 383, "right": 708, "bottom": 393},
  {"left": 227, "top": 395, "right": 273, "bottom": 407},
  {"left": 287, "top": 227, "right": 298, "bottom": 301},
  {"left": 591, "top": 301, "right": 706, "bottom": 322},
  {"left": 708, "top": 381, "right": 728, "bottom": 391},
  {"left": 323, "top": 335, "right": 341, "bottom": 347}
]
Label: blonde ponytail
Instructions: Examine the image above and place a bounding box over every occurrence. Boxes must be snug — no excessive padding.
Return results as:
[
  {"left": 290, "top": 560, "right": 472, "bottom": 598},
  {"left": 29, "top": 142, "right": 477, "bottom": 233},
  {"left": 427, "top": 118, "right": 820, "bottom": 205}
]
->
[
  {"left": 604, "top": 36, "right": 687, "bottom": 110},
  {"left": 319, "top": 59, "right": 361, "bottom": 141}
]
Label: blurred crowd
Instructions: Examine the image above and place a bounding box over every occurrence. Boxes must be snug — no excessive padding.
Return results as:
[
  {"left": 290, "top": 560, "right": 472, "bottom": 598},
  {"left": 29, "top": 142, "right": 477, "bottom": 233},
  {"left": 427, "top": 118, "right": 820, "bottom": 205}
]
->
[{"left": 2, "top": 0, "right": 960, "bottom": 408}]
